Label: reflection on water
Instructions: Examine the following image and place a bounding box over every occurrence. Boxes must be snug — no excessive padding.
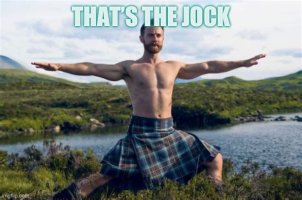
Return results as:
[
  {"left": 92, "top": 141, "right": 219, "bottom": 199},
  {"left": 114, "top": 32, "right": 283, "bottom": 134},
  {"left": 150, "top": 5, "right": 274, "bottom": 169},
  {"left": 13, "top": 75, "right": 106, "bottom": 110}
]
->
[
  {"left": 194, "top": 120, "right": 302, "bottom": 170},
  {"left": 0, "top": 114, "right": 301, "bottom": 170}
]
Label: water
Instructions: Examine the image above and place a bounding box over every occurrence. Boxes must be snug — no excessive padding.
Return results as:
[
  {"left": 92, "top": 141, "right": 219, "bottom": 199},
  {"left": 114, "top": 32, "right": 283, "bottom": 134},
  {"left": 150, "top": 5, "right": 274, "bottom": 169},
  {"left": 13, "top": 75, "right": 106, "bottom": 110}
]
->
[
  {"left": 194, "top": 120, "right": 302, "bottom": 170},
  {"left": 0, "top": 113, "right": 301, "bottom": 170}
]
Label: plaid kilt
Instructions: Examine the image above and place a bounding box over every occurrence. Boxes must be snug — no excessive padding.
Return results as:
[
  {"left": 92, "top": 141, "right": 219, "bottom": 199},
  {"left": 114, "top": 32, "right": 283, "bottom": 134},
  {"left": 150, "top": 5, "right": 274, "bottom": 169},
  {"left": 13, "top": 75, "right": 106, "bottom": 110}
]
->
[{"left": 100, "top": 115, "right": 220, "bottom": 189}]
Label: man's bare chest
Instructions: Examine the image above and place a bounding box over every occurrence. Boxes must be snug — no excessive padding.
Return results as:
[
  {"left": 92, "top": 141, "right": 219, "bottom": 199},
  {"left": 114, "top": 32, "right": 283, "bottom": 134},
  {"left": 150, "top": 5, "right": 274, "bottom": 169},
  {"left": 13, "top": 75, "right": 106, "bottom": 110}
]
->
[{"left": 127, "top": 64, "right": 177, "bottom": 88}]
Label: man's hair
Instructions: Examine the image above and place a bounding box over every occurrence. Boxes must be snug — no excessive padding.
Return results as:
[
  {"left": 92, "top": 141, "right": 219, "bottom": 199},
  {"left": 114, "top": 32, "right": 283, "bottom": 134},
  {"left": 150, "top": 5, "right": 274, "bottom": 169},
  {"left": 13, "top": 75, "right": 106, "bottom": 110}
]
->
[{"left": 140, "top": 19, "right": 164, "bottom": 36}]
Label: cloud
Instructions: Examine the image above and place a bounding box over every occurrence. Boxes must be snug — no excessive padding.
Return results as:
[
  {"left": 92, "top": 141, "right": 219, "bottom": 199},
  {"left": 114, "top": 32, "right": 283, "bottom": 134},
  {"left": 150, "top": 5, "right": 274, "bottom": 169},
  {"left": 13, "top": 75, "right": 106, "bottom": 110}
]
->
[
  {"left": 26, "top": 16, "right": 139, "bottom": 41},
  {"left": 165, "top": 45, "right": 233, "bottom": 60},
  {"left": 63, "top": 49, "right": 85, "bottom": 59},
  {"left": 27, "top": 48, "right": 48, "bottom": 54},
  {"left": 236, "top": 30, "right": 267, "bottom": 41},
  {"left": 1, "top": 0, "right": 301, "bottom": 83},
  {"left": 161, "top": 27, "right": 233, "bottom": 60},
  {"left": 270, "top": 49, "right": 302, "bottom": 58}
]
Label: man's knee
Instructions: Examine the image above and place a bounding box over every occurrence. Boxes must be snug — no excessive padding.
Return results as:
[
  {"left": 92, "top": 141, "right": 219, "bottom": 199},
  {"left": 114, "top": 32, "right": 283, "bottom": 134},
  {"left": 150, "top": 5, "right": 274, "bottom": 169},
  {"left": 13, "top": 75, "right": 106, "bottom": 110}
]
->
[{"left": 206, "top": 153, "right": 223, "bottom": 170}]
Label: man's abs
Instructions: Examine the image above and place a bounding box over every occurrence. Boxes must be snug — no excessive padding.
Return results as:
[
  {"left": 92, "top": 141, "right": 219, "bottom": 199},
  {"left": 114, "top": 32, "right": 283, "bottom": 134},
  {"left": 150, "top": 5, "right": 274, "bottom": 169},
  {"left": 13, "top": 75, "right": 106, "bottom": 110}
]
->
[
  {"left": 130, "top": 88, "right": 173, "bottom": 118},
  {"left": 123, "top": 61, "right": 181, "bottom": 119}
]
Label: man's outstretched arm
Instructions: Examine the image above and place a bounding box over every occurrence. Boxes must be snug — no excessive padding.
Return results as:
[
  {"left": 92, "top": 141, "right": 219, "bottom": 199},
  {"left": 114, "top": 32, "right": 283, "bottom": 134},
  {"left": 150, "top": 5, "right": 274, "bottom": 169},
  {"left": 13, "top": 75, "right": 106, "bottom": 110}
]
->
[
  {"left": 31, "top": 61, "right": 128, "bottom": 81},
  {"left": 177, "top": 54, "right": 266, "bottom": 79}
]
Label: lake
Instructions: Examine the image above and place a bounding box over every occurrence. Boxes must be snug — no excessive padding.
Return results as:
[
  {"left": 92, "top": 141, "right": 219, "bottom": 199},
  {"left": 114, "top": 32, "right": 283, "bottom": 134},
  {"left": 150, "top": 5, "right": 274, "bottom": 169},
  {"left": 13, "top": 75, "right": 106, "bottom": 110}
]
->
[{"left": 0, "top": 113, "right": 301, "bottom": 171}]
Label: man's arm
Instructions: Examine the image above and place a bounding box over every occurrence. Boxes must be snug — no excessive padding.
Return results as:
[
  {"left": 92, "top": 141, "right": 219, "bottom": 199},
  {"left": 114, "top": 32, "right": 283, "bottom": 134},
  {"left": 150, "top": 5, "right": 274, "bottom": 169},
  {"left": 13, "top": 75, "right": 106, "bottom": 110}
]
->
[
  {"left": 31, "top": 61, "right": 129, "bottom": 81},
  {"left": 177, "top": 54, "right": 266, "bottom": 79}
]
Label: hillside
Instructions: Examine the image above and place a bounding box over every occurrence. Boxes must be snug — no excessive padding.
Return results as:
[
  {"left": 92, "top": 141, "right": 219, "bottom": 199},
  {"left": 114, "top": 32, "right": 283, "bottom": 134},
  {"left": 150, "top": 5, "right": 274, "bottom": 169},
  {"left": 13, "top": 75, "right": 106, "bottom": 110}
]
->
[
  {"left": 0, "top": 55, "right": 25, "bottom": 69},
  {"left": 1, "top": 66, "right": 301, "bottom": 91},
  {"left": 0, "top": 69, "right": 112, "bottom": 90},
  {"left": 186, "top": 70, "right": 302, "bottom": 91},
  {"left": 0, "top": 55, "right": 112, "bottom": 90},
  {"left": 0, "top": 66, "right": 301, "bottom": 137},
  {"left": 0, "top": 69, "right": 79, "bottom": 89}
]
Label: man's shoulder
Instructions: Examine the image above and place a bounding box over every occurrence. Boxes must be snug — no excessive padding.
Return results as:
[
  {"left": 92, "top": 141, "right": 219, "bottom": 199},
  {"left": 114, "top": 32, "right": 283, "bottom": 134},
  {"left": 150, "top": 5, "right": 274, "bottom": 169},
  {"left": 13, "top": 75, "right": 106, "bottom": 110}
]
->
[
  {"left": 165, "top": 60, "right": 183, "bottom": 64},
  {"left": 118, "top": 60, "right": 137, "bottom": 66},
  {"left": 165, "top": 60, "right": 185, "bottom": 68}
]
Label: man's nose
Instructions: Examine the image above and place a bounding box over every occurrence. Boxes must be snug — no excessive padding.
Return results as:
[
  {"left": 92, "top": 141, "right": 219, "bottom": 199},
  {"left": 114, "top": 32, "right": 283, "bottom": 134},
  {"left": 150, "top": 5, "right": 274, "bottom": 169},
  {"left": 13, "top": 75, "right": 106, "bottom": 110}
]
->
[{"left": 153, "top": 35, "right": 159, "bottom": 42}]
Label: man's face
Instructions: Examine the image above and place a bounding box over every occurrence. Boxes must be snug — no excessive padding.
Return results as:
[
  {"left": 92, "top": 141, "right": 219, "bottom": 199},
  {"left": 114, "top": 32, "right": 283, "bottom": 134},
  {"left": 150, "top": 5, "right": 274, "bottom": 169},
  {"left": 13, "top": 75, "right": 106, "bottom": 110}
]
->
[{"left": 140, "top": 27, "right": 164, "bottom": 54}]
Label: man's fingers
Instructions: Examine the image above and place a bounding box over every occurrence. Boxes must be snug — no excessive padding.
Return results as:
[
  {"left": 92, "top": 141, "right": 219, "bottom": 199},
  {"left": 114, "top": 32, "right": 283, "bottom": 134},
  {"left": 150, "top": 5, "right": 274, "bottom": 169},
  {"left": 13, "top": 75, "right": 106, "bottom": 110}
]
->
[
  {"left": 31, "top": 62, "right": 58, "bottom": 71},
  {"left": 31, "top": 62, "right": 45, "bottom": 65},
  {"left": 32, "top": 62, "right": 43, "bottom": 66},
  {"left": 255, "top": 54, "right": 266, "bottom": 60},
  {"left": 31, "top": 62, "right": 49, "bottom": 68}
]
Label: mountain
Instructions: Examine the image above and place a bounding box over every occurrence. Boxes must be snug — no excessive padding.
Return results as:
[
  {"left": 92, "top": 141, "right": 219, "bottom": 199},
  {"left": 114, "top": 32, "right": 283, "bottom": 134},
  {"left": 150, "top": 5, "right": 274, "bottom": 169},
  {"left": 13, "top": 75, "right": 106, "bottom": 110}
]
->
[
  {"left": 0, "top": 55, "right": 113, "bottom": 89},
  {"left": 183, "top": 70, "right": 302, "bottom": 91},
  {"left": 176, "top": 76, "right": 203, "bottom": 84},
  {"left": 0, "top": 68, "right": 84, "bottom": 89},
  {"left": 0, "top": 69, "right": 112, "bottom": 90},
  {"left": 0, "top": 55, "right": 25, "bottom": 69},
  {"left": 0, "top": 55, "right": 301, "bottom": 91}
]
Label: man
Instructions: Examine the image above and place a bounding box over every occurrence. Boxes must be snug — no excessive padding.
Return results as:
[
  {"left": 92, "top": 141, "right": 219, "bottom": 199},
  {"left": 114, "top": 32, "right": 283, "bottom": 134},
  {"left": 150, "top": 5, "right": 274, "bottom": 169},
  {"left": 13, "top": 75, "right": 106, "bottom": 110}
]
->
[{"left": 32, "top": 21, "right": 265, "bottom": 199}]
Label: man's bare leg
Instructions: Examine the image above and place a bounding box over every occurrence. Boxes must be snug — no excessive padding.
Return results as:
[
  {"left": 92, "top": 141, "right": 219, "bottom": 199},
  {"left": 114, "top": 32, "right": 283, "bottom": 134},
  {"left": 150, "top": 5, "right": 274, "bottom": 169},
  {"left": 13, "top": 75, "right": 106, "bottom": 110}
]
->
[
  {"left": 53, "top": 173, "right": 112, "bottom": 199},
  {"left": 204, "top": 153, "right": 223, "bottom": 184},
  {"left": 76, "top": 173, "right": 113, "bottom": 198}
]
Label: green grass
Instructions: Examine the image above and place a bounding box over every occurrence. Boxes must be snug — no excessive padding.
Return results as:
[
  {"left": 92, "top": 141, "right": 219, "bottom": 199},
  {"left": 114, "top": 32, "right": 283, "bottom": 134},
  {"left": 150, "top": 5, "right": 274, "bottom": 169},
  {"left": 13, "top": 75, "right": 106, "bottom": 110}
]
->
[
  {"left": 0, "top": 69, "right": 301, "bottom": 138},
  {"left": 0, "top": 168, "right": 34, "bottom": 194},
  {"left": 1, "top": 147, "right": 301, "bottom": 200}
]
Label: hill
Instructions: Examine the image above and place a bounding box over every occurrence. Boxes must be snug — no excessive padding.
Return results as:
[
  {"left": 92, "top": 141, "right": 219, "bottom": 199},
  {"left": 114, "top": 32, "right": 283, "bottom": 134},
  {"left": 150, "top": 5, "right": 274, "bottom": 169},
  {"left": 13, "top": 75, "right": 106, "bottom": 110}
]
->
[
  {"left": 0, "top": 69, "right": 112, "bottom": 90},
  {"left": 0, "top": 66, "right": 301, "bottom": 137},
  {"left": 256, "top": 70, "right": 302, "bottom": 91},
  {"left": 184, "top": 70, "right": 302, "bottom": 91},
  {"left": 0, "top": 69, "right": 82, "bottom": 90},
  {"left": 0, "top": 55, "right": 25, "bottom": 69}
]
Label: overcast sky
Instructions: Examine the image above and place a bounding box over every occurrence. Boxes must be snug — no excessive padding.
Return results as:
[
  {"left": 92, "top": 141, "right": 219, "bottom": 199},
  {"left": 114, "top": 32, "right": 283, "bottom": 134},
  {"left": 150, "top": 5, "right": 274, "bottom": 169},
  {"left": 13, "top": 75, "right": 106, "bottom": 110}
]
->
[{"left": 1, "top": 0, "right": 301, "bottom": 85}]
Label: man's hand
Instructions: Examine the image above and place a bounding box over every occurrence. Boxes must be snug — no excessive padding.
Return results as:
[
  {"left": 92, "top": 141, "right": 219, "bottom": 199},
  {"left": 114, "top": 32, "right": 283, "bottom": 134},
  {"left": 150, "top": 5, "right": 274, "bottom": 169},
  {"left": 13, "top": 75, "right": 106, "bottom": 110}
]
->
[
  {"left": 243, "top": 54, "right": 266, "bottom": 67},
  {"left": 31, "top": 62, "right": 60, "bottom": 71}
]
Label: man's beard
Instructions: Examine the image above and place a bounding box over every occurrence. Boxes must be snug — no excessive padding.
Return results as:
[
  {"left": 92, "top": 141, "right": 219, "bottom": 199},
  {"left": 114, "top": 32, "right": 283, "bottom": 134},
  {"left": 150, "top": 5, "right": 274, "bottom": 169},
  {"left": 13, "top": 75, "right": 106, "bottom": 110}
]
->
[{"left": 144, "top": 43, "right": 163, "bottom": 54}]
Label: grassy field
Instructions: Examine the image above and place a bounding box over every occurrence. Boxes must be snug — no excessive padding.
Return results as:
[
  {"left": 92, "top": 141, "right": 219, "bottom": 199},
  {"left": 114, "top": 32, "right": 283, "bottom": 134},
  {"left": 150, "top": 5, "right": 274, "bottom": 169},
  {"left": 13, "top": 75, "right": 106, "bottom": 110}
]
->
[
  {"left": 0, "top": 69, "right": 302, "bottom": 199},
  {"left": 0, "top": 145, "right": 301, "bottom": 200},
  {"left": 0, "top": 69, "right": 302, "bottom": 139}
]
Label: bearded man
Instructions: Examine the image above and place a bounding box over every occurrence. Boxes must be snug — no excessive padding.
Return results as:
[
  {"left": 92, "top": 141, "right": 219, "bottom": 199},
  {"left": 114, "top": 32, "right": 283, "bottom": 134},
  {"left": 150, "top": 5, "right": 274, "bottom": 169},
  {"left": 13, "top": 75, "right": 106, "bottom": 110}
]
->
[{"left": 32, "top": 20, "right": 265, "bottom": 199}]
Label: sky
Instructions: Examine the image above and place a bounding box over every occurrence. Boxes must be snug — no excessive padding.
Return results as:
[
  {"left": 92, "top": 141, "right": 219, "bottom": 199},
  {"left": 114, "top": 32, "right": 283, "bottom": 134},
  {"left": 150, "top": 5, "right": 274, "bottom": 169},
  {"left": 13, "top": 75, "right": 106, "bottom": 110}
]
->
[{"left": 1, "top": 0, "right": 301, "bottom": 85}]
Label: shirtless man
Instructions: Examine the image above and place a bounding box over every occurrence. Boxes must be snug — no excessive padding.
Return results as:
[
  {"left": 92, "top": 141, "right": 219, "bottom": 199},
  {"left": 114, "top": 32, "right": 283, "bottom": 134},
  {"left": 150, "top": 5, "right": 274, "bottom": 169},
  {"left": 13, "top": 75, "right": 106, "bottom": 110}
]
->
[{"left": 32, "top": 22, "right": 265, "bottom": 199}]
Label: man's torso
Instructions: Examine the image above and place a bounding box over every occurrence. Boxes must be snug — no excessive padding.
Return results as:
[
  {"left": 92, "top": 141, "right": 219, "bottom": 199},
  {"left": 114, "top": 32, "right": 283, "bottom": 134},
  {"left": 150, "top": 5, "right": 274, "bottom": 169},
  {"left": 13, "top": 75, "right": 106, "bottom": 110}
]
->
[{"left": 123, "top": 60, "right": 183, "bottom": 118}]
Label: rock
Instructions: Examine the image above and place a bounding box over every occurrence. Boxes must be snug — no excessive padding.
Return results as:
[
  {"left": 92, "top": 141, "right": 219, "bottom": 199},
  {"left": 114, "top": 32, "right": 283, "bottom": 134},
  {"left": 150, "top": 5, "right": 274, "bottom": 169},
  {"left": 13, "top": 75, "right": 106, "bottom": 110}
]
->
[
  {"left": 294, "top": 115, "right": 302, "bottom": 122},
  {"left": 53, "top": 125, "right": 61, "bottom": 133},
  {"left": 61, "top": 121, "right": 81, "bottom": 132},
  {"left": 75, "top": 115, "right": 82, "bottom": 121},
  {"left": 45, "top": 125, "right": 61, "bottom": 134},
  {"left": 274, "top": 116, "right": 286, "bottom": 121},
  {"left": 237, "top": 117, "right": 245, "bottom": 122},
  {"left": 28, "top": 128, "right": 35, "bottom": 135},
  {"left": 256, "top": 110, "right": 264, "bottom": 121},
  {"left": 89, "top": 118, "right": 105, "bottom": 131},
  {"left": 89, "top": 124, "right": 99, "bottom": 132},
  {"left": 89, "top": 118, "right": 105, "bottom": 126}
]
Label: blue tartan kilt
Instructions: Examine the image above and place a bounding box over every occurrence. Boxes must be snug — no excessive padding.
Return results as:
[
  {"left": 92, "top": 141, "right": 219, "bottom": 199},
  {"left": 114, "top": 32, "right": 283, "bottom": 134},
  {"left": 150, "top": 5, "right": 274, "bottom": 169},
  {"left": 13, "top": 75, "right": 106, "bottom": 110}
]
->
[{"left": 100, "top": 115, "right": 220, "bottom": 189}]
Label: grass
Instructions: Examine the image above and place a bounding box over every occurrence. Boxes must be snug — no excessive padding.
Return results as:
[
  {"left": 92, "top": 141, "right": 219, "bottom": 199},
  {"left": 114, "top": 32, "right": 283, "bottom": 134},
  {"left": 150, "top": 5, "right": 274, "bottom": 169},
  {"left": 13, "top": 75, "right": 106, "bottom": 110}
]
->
[
  {"left": 0, "top": 146, "right": 301, "bottom": 200},
  {"left": 0, "top": 69, "right": 302, "bottom": 138}
]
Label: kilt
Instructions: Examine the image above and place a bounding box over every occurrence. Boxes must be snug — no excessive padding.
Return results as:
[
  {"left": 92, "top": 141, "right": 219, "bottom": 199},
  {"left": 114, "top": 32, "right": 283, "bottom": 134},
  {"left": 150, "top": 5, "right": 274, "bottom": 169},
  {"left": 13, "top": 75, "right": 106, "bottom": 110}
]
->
[{"left": 100, "top": 115, "right": 220, "bottom": 189}]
